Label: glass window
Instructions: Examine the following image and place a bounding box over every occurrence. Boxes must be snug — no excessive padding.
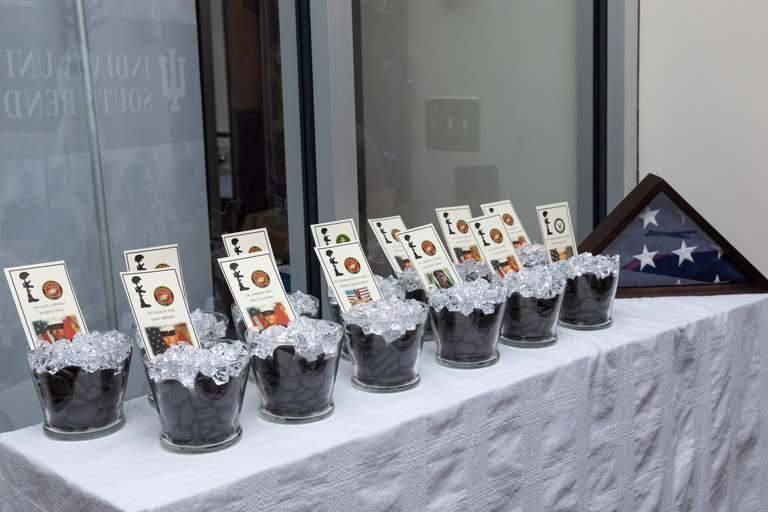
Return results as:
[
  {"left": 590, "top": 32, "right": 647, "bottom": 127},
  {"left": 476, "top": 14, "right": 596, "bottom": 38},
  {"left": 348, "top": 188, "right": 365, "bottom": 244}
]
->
[
  {"left": 354, "top": 0, "right": 593, "bottom": 276},
  {"left": 0, "top": 0, "right": 290, "bottom": 432}
]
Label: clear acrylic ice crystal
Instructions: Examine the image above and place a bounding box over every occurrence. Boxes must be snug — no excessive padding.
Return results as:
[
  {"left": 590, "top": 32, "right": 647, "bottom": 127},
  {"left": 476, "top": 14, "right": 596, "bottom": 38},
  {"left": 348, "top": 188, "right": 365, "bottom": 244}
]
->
[
  {"left": 248, "top": 316, "right": 342, "bottom": 361},
  {"left": 517, "top": 243, "right": 551, "bottom": 268},
  {"left": 428, "top": 278, "right": 508, "bottom": 316},
  {"left": 145, "top": 340, "right": 249, "bottom": 388},
  {"left": 504, "top": 264, "right": 566, "bottom": 298},
  {"left": 190, "top": 308, "right": 228, "bottom": 340},
  {"left": 344, "top": 298, "right": 427, "bottom": 342},
  {"left": 397, "top": 267, "right": 424, "bottom": 292},
  {"left": 289, "top": 290, "right": 320, "bottom": 317},
  {"left": 557, "top": 252, "right": 620, "bottom": 279},
  {"left": 27, "top": 330, "right": 132, "bottom": 375},
  {"left": 374, "top": 275, "right": 406, "bottom": 301},
  {"left": 456, "top": 259, "right": 491, "bottom": 281}
]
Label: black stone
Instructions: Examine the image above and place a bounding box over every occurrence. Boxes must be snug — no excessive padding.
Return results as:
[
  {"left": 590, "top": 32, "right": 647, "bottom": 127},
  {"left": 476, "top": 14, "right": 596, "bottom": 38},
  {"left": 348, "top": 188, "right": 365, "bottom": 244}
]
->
[
  {"left": 405, "top": 289, "right": 428, "bottom": 304},
  {"left": 559, "top": 273, "right": 617, "bottom": 327},
  {"left": 251, "top": 342, "right": 341, "bottom": 419},
  {"left": 345, "top": 321, "right": 425, "bottom": 388},
  {"left": 33, "top": 356, "right": 131, "bottom": 431},
  {"left": 429, "top": 303, "right": 504, "bottom": 364},
  {"left": 502, "top": 292, "right": 564, "bottom": 342}
]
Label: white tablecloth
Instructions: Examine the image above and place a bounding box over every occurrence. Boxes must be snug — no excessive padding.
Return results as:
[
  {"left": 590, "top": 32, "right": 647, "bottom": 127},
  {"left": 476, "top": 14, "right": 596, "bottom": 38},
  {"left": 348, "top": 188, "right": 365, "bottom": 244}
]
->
[{"left": 1, "top": 295, "right": 767, "bottom": 512}]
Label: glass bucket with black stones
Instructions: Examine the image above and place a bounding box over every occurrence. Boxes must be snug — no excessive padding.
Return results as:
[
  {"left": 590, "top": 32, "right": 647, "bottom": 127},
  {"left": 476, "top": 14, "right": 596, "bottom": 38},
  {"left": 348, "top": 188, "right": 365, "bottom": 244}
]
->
[
  {"left": 249, "top": 320, "right": 343, "bottom": 423},
  {"left": 27, "top": 331, "right": 132, "bottom": 440},
  {"left": 500, "top": 291, "right": 565, "bottom": 348},
  {"left": 143, "top": 339, "right": 250, "bottom": 453},
  {"left": 559, "top": 272, "right": 619, "bottom": 330},
  {"left": 341, "top": 300, "right": 428, "bottom": 392},
  {"left": 429, "top": 301, "right": 506, "bottom": 368}
]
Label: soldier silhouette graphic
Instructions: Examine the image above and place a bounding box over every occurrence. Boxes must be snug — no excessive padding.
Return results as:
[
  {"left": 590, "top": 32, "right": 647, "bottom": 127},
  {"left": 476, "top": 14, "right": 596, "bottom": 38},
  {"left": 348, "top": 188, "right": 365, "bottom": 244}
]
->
[
  {"left": 403, "top": 235, "right": 422, "bottom": 260},
  {"left": 321, "top": 227, "right": 331, "bottom": 245},
  {"left": 19, "top": 272, "right": 39, "bottom": 303},
  {"left": 542, "top": 211, "right": 552, "bottom": 235},
  {"left": 443, "top": 212, "right": 455, "bottom": 235},
  {"left": 475, "top": 222, "right": 490, "bottom": 247},
  {"left": 326, "top": 250, "right": 344, "bottom": 276},
  {"left": 231, "top": 238, "right": 243, "bottom": 255},
  {"left": 132, "top": 276, "right": 151, "bottom": 308},
  {"left": 376, "top": 222, "right": 391, "bottom": 243},
  {"left": 135, "top": 254, "right": 146, "bottom": 271},
  {"left": 230, "top": 262, "right": 249, "bottom": 291}
]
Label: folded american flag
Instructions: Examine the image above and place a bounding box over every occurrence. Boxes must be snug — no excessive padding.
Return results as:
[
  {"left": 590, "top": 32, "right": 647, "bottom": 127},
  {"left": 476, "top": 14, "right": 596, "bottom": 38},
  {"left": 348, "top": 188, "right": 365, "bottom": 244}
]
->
[{"left": 604, "top": 192, "right": 749, "bottom": 287}]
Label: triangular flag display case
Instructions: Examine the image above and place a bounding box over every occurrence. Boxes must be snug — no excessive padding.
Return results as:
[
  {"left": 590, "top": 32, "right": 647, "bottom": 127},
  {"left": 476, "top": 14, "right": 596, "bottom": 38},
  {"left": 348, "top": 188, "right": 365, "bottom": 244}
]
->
[{"left": 579, "top": 174, "right": 768, "bottom": 298}]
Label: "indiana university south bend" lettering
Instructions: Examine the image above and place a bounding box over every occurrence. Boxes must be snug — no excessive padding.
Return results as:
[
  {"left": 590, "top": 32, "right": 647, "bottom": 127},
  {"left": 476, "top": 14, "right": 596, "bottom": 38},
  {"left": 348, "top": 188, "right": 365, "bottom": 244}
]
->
[{"left": 0, "top": 48, "right": 186, "bottom": 118}]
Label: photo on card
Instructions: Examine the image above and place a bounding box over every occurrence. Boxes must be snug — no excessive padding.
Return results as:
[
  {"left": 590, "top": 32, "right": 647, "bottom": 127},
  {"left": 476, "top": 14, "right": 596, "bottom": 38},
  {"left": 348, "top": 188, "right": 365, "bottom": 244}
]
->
[
  {"left": 221, "top": 228, "right": 274, "bottom": 257},
  {"left": 144, "top": 322, "right": 194, "bottom": 357},
  {"left": 395, "top": 256, "right": 412, "bottom": 271},
  {"left": 490, "top": 257, "right": 520, "bottom": 277},
  {"left": 4, "top": 261, "right": 89, "bottom": 348},
  {"left": 452, "top": 246, "right": 482, "bottom": 263},
  {"left": 247, "top": 302, "right": 291, "bottom": 330},
  {"left": 550, "top": 246, "right": 575, "bottom": 262},
  {"left": 34, "top": 314, "right": 83, "bottom": 343},
  {"left": 426, "top": 268, "right": 455, "bottom": 289},
  {"left": 344, "top": 287, "right": 373, "bottom": 306}
]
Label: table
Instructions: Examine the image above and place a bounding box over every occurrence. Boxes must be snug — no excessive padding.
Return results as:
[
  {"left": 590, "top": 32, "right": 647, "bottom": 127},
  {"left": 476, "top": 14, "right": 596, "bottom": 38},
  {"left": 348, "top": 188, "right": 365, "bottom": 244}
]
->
[{"left": 1, "top": 295, "right": 767, "bottom": 511}]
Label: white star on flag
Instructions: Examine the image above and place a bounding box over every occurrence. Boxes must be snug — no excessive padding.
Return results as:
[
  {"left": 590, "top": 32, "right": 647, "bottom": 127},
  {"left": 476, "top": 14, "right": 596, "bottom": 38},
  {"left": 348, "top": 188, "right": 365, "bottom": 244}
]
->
[
  {"left": 672, "top": 240, "right": 697, "bottom": 265},
  {"left": 710, "top": 244, "right": 723, "bottom": 259},
  {"left": 633, "top": 244, "right": 658, "bottom": 270},
  {"left": 714, "top": 275, "right": 721, "bottom": 283},
  {"left": 637, "top": 206, "right": 660, "bottom": 229}
]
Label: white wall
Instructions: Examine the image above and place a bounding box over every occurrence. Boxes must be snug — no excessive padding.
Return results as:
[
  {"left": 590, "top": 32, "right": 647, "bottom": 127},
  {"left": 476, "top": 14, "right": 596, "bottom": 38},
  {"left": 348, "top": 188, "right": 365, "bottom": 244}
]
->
[{"left": 639, "top": 0, "right": 768, "bottom": 276}]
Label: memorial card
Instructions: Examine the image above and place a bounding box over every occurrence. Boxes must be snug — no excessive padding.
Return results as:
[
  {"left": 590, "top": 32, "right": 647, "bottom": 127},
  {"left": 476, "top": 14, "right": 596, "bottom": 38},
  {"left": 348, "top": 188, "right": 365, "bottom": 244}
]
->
[
  {"left": 221, "top": 228, "right": 274, "bottom": 257},
  {"left": 435, "top": 206, "right": 481, "bottom": 264},
  {"left": 310, "top": 219, "right": 358, "bottom": 248},
  {"left": 367, "top": 215, "right": 411, "bottom": 275},
  {"left": 480, "top": 199, "right": 530, "bottom": 248},
  {"left": 120, "top": 267, "right": 199, "bottom": 359},
  {"left": 397, "top": 224, "right": 463, "bottom": 290},
  {"left": 4, "top": 261, "right": 88, "bottom": 349},
  {"left": 124, "top": 244, "right": 185, "bottom": 286},
  {"left": 536, "top": 201, "right": 578, "bottom": 263},
  {"left": 468, "top": 214, "right": 522, "bottom": 277},
  {"left": 218, "top": 252, "right": 296, "bottom": 333},
  {"left": 314, "top": 241, "right": 383, "bottom": 313}
]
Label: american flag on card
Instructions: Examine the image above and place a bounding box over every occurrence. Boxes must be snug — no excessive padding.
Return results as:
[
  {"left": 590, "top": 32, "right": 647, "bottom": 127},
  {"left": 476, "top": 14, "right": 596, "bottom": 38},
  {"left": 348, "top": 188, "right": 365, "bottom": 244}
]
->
[
  {"left": 603, "top": 192, "right": 750, "bottom": 287},
  {"left": 345, "top": 287, "right": 372, "bottom": 304}
]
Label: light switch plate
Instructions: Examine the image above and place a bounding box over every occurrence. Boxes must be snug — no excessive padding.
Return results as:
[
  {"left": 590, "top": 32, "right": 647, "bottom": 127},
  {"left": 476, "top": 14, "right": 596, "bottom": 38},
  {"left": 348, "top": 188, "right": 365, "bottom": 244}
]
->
[{"left": 425, "top": 97, "right": 479, "bottom": 151}]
